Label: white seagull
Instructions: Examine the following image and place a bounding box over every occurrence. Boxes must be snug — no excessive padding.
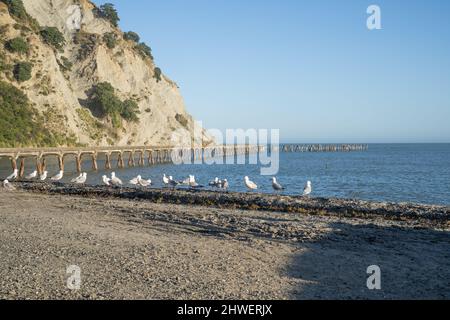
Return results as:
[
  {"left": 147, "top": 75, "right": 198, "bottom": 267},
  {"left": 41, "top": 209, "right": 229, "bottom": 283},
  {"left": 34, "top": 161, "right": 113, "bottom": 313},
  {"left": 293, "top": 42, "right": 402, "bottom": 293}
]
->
[
  {"left": 75, "top": 172, "right": 87, "bottom": 184},
  {"left": 244, "top": 176, "right": 258, "bottom": 191},
  {"left": 129, "top": 175, "right": 141, "bottom": 185},
  {"left": 71, "top": 173, "right": 83, "bottom": 183},
  {"left": 2, "top": 179, "right": 15, "bottom": 191},
  {"left": 168, "top": 176, "right": 179, "bottom": 188},
  {"left": 110, "top": 172, "right": 123, "bottom": 186},
  {"left": 25, "top": 170, "right": 38, "bottom": 180},
  {"left": 163, "top": 174, "right": 170, "bottom": 187},
  {"left": 51, "top": 170, "right": 64, "bottom": 181},
  {"left": 302, "top": 181, "right": 312, "bottom": 196},
  {"left": 209, "top": 177, "right": 220, "bottom": 188},
  {"left": 40, "top": 171, "right": 48, "bottom": 181},
  {"left": 102, "top": 175, "right": 111, "bottom": 186},
  {"left": 6, "top": 169, "right": 18, "bottom": 181},
  {"left": 272, "top": 177, "right": 284, "bottom": 191},
  {"left": 138, "top": 176, "right": 152, "bottom": 187},
  {"left": 220, "top": 179, "right": 229, "bottom": 191}
]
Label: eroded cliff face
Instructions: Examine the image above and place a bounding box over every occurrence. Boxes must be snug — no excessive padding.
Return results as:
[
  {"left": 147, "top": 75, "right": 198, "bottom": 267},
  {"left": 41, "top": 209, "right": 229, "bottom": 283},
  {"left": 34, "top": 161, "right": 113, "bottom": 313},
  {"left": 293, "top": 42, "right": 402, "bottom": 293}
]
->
[{"left": 0, "top": 0, "right": 212, "bottom": 147}]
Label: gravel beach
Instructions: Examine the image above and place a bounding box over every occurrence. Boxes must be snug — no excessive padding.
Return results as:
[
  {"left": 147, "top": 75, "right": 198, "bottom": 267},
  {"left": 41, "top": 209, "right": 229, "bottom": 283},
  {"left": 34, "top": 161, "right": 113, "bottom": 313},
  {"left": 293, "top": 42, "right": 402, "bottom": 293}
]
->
[{"left": 0, "top": 185, "right": 449, "bottom": 300}]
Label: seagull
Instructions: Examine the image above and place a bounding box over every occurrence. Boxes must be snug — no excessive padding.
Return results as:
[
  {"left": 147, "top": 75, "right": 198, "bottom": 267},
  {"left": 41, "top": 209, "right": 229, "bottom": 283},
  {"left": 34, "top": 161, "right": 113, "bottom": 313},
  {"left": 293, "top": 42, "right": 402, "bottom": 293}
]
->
[
  {"left": 209, "top": 177, "right": 220, "bottom": 188},
  {"left": 302, "top": 181, "right": 312, "bottom": 196},
  {"left": 110, "top": 172, "right": 123, "bottom": 186},
  {"left": 75, "top": 172, "right": 87, "bottom": 184},
  {"left": 271, "top": 177, "right": 284, "bottom": 191},
  {"left": 2, "top": 179, "right": 16, "bottom": 191},
  {"left": 168, "top": 176, "right": 179, "bottom": 189},
  {"left": 129, "top": 175, "right": 141, "bottom": 185},
  {"left": 51, "top": 170, "right": 64, "bottom": 181},
  {"left": 244, "top": 176, "right": 257, "bottom": 191},
  {"left": 6, "top": 169, "right": 18, "bottom": 181},
  {"left": 40, "top": 171, "right": 48, "bottom": 181},
  {"left": 163, "top": 174, "right": 170, "bottom": 187},
  {"left": 102, "top": 175, "right": 111, "bottom": 186},
  {"left": 71, "top": 173, "right": 83, "bottom": 183},
  {"left": 138, "top": 176, "right": 152, "bottom": 187},
  {"left": 25, "top": 170, "right": 38, "bottom": 180},
  {"left": 220, "top": 179, "right": 229, "bottom": 191}
]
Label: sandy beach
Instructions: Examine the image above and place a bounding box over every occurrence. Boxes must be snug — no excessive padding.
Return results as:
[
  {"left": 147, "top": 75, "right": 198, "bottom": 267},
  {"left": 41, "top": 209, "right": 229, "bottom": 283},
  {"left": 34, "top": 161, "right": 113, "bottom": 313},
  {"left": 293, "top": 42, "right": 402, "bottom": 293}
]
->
[{"left": 0, "top": 186, "right": 449, "bottom": 300}]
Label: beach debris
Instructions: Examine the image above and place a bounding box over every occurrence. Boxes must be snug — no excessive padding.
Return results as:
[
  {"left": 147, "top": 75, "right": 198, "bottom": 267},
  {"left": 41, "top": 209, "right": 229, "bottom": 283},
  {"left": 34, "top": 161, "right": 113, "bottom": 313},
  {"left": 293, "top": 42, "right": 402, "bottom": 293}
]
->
[
  {"left": 6, "top": 169, "right": 18, "bottom": 181},
  {"left": 51, "top": 170, "right": 64, "bottom": 181},
  {"left": 111, "top": 172, "right": 123, "bottom": 186},
  {"left": 102, "top": 175, "right": 111, "bottom": 186},
  {"left": 272, "top": 177, "right": 284, "bottom": 191},
  {"left": 302, "top": 181, "right": 312, "bottom": 196},
  {"left": 244, "top": 176, "right": 258, "bottom": 191},
  {"left": 25, "top": 170, "right": 38, "bottom": 180},
  {"left": 2, "top": 179, "right": 15, "bottom": 191},
  {"left": 40, "top": 171, "right": 48, "bottom": 181}
]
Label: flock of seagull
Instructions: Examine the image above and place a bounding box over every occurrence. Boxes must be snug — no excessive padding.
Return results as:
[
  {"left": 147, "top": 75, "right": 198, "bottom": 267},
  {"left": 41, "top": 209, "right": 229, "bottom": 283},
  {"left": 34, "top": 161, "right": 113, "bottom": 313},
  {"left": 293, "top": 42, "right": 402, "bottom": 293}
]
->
[{"left": 2, "top": 168, "right": 313, "bottom": 196}]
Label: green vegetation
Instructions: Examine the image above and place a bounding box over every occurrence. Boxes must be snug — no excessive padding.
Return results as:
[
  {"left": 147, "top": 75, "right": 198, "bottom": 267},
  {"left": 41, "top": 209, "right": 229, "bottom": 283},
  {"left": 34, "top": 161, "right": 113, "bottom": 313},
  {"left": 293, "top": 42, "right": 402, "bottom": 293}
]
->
[
  {"left": 175, "top": 113, "right": 189, "bottom": 128},
  {"left": 89, "top": 82, "right": 140, "bottom": 128},
  {"left": 121, "top": 99, "right": 140, "bottom": 122},
  {"left": 5, "top": 36, "right": 29, "bottom": 54},
  {"left": 135, "top": 42, "right": 153, "bottom": 59},
  {"left": 103, "top": 32, "right": 117, "bottom": 49},
  {"left": 0, "top": 80, "right": 70, "bottom": 147},
  {"left": 154, "top": 67, "right": 162, "bottom": 82},
  {"left": 123, "top": 31, "right": 139, "bottom": 43},
  {"left": 40, "top": 27, "right": 65, "bottom": 51},
  {"left": 73, "top": 31, "right": 97, "bottom": 60},
  {"left": 58, "top": 56, "right": 72, "bottom": 72},
  {"left": 2, "top": 0, "right": 40, "bottom": 31},
  {"left": 0, "top": 52, "right": 11, "bottom": 72},
  {"left": 13, "top": 61, "right": 32, "bottom": 82},
  {"left": 2, "top": 0, "right": 27, "bottom": 20},
  {"left": 95, "top": 3, "right": 120, "bottom": 27}
]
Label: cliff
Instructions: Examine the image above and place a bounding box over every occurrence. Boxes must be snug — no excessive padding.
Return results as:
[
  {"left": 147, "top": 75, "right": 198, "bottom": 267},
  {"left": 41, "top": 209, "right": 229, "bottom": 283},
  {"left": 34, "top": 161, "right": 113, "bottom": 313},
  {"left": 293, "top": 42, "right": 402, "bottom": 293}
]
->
[{"left": 0, "top": 0, "right": 212, "bottom": 148}]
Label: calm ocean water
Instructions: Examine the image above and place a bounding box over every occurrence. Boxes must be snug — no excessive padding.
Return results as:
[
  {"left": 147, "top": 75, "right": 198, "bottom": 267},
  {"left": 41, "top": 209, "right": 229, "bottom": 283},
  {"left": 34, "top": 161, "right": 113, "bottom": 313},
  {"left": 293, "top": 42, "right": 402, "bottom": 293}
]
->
[{"left": 1, "top": 144, "right": 449, "bottom": 206}]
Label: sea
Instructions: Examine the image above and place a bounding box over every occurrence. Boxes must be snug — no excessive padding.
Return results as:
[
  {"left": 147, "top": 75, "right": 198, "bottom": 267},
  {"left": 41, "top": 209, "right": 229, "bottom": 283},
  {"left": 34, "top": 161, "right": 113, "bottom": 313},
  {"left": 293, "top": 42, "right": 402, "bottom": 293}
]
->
[{"left": 1, "top": 144, "right": 449, "bottom": 206}]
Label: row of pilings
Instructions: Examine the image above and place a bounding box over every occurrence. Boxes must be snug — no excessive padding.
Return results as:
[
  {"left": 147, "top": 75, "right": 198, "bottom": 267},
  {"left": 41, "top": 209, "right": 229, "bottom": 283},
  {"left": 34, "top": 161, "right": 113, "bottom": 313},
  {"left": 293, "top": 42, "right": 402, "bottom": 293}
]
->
[
  {"left": 276, "top": 144, "right": 369, "bottom": 153},
  {"left": 0, "top": 145, "right": 263, "bottom": 176},
  {"left": 0, "top": 144, "right": 367, "bottom": 176}
]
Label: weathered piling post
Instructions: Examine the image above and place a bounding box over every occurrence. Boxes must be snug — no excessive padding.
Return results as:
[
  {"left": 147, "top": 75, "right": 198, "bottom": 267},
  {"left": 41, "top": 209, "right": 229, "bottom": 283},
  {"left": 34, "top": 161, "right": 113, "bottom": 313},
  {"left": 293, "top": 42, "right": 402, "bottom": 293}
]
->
[
  {"left": 58, "top": 154, "right": 64, "bottom": 172},
  {"left": 117, "top": 152, "right": 124, "bottom": 169},
  {"left": 19, "top": 158, "right": 25, "bottom": 178},
  {"left": 105, "top": 152, "right": 112, "bottom": 170},
  {"left": 139, "top": 150, "right": 144, "bottom": 166},
  {"left": 11, "top": 157, "right": 17, "bottom": 171},
  {"left": 127, "top": 151, "right": 135, "bottom": 167},
  {"left": 75, "top": 154, "right": 81, "bottom": 173},
  {"left": 91, "top": 153, "right": 98, "bottom": 171},
  {"left": 148, "top": 150, "right": 153, "bottom": 165}
]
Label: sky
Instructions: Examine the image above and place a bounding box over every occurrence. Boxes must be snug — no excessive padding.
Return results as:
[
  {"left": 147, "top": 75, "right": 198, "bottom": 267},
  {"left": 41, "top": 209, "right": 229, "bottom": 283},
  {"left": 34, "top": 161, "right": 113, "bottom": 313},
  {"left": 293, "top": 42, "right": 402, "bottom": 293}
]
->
[{"left": 93, "top": 0, "right": 450, "bottom": 143}]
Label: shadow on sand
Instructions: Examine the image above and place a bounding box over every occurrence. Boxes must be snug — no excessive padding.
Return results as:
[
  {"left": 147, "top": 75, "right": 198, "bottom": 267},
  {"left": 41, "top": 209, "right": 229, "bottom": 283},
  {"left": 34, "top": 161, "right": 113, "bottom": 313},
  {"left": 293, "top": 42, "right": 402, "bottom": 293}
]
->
[{"left": 284, "top": 221, "right": 450, "bottom": 299}]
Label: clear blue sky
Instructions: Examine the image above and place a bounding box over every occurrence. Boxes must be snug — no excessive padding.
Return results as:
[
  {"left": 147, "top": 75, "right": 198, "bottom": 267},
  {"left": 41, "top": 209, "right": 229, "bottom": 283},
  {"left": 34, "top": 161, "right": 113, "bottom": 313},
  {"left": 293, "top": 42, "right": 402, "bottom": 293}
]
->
[{"left": 93, "top": 0, "right": 450, "bottom": 143}]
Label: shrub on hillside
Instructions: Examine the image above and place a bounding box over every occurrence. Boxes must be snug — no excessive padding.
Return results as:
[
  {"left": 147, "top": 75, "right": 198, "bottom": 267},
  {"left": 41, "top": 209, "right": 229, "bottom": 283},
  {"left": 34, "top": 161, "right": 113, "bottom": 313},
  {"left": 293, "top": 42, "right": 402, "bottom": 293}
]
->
[
  {"left": 123, "top": 31, "right": 139, "bottom": 43},
  {"left": 40, "top": 26, "right": 65, "bottom": 51},
  {"left": 2, "top": 0, "right": 40, "bottom": 30},
  {"left": 0, "top": 81, "right": 60, "bottom": 147},
  {"left": 103, "top": 32, "right": 117, "bottom": 49},
  {"left": 5, "top": 36, "right": 29, "bottom": 54},
  {"left": 89, "top": 82, "right": 140, "bottom": 128},
  {"left": 121, "top": 99, "right": 140, "bottom": 122},
  {"left": 13, "top": 61, "right": 32, "bottom": 82},
  {"left": 135, "top": 42, "right": 153, "bottom": 59},
  {"left": 95, "top": 3, "right": 120, "bottom": 27},
  {"left": 154, "top": 67, "right": 162, "bottom": 82}
]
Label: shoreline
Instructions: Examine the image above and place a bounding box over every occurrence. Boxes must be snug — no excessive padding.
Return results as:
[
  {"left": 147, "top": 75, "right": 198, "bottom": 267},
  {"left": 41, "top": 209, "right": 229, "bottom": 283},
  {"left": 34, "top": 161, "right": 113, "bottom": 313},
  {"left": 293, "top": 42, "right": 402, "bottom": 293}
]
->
[
  {"left": 1, "top": 185, "right": 449, "bottom": 299},
  {"left": 14, "top": 182, "right": 450, "bottom": 228}
]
